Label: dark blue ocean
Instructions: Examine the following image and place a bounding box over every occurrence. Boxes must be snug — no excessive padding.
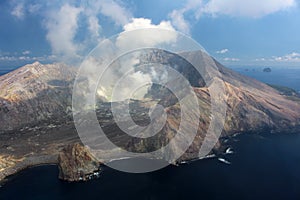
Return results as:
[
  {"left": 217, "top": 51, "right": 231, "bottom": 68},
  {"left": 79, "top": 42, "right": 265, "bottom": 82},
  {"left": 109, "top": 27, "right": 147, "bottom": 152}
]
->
[
  {"left": 230, "top": 66, "right": 300, "bottom": 92},
  {"left": 1, "top": 133, "right": 300, "bottom": 200},
  {"left": 0, "top": 66, "right": 300, "bottom": 200}
]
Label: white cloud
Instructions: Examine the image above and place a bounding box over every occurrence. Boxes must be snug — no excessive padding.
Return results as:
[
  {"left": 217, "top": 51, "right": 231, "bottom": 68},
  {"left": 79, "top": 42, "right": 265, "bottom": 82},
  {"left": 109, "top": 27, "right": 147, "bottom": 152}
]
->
[
  {"left": 0, "top": 56, "right": 17, "bottom": 61},
  {"left": 117, "top": 18, "right": 177, "bottom": 50},
  {"left": 40, "top": 1, "right": 133, "bottom": 64},
  {"left": 18, "top": 56, "right": 31, "bottom": 61},
  {"left": 255, "top": 58, "right": 267, "bottom": 62},
  {"left": 202, "top": 0, "right": 296, "bottom": 18},
  {"left": 88, "top": 16, "right": 102, "bottom": 40},
  {"left": 45, "top": 4, "right": 83, "bottom": 63},
  {"left": 98, "top": 0, "right": 132, "bottom": 26},
  {"left": 22, "top": 50, "right": 31, "bottom": 55},
  {"left": 203, "top": 0, "right": 296, "bottom": 18},
  {"left": 168, "top": 0, "right": 203, "bottom": 34},
  {"left": 272, "top": 52, "right": 300, "bottom": 62},
  {"left": 123, "top": 18, "right": 174, "bottom": 31},
  {"left": 169, "top": 0, "right": 296, "bottom": 34},
  {"left": 169, "top": 10, "right": 191, "bottom": 34},
  {"left": 28, "top": 4, "right": 42, "bottom": 14},
  {"left": 0, "top": 54, "right": 56, "bottom": 62},
  {"left": 216, "top": 49, "right": 229, "bottom": 54},
  {"left": 11, "top": 3, "right": 24, "bottom": 19},
  {"left": 253, "top": 52, "right": 300, "bottom": 63},
  {"left": 81, "top": 0, "right": 132, "bottom": 27},
  {"left": 223, "top": 57, "right": 240, "bottom": 62}
]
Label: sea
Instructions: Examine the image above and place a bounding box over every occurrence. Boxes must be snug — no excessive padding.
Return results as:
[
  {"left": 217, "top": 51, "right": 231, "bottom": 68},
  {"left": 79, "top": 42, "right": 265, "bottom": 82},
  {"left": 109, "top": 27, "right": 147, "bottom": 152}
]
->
[
  {"left": 0, "top": 65, "right": 300, "bottom": 200},
  {"left": 231, "top": 66, "right": 300, "bottom": 92}
]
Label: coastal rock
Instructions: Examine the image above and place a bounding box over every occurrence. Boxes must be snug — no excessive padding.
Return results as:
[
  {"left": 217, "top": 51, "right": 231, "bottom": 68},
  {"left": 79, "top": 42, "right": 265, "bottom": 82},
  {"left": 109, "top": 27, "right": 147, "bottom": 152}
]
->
[
  {"left": 263, "top": 67, "right": 272, "bottom": 72},
  {"left": 58, "top": 143, "right": 101, "bottom": 182}
]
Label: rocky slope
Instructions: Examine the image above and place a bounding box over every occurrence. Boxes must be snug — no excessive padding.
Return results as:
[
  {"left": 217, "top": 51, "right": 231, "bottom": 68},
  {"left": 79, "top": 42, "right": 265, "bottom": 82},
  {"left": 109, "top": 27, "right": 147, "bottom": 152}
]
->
[
  {"left": 91, "top": 50, "right": 300, "bottom": 162},
  {"left": 0, "top": 51, "right": 300, "bottom": 181},
  {"left": 0, "top": 62, "right": 75, "bottom": 132},
  {"left": 58, "top": 143, "right": 101, "bottom": 181}
]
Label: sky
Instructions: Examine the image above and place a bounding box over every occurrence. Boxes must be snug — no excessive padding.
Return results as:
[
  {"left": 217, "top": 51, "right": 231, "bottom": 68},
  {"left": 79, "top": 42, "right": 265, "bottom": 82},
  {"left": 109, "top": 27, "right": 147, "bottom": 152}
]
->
[{"left": 1, "top": 0, "right": 300, "bottom": 68}]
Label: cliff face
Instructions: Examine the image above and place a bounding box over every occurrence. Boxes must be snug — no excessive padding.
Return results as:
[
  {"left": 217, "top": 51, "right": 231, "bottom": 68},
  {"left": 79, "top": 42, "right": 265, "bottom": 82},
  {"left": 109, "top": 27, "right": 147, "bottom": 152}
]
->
[{"left": 58, "top": 143, "right": 101, "bottom": 182}]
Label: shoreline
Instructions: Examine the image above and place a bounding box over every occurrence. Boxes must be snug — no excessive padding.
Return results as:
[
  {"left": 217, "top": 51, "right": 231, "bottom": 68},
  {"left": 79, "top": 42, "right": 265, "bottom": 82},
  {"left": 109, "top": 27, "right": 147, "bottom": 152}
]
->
[
  {"left": 1, "top": 129, "right": 299, "bottom": 186},
  {"left": 0, "top": 148, "right": 233, "bottom": 186},
  {"left": 0, "top": 155, "right": 58, "bottom": 185}
]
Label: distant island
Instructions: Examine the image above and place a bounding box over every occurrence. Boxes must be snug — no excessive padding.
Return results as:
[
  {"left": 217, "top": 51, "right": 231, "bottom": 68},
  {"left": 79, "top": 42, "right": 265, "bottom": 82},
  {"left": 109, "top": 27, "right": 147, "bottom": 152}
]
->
[{"left": 263, "top": 67, "right": 272, "bottom": 72}]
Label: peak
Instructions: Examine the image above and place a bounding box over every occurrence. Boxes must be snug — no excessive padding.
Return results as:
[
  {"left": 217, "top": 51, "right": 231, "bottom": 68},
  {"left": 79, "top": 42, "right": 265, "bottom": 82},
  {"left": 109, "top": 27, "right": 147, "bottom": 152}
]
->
[
  {"left": 25, "top": 61, "right": 42, "bottom": 68},
  {"left": 21, "top": 61, "right": 42, "bottom": 71},
  {"left": 32, "top": 61, "right": 41, "bottom": 65}
]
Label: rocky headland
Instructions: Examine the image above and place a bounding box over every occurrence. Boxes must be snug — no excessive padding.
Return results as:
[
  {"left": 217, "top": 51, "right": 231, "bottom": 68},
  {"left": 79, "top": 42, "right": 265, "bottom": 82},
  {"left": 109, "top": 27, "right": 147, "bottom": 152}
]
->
[{"left": 58, "top": 143, "right": 101, "bottom": 182}]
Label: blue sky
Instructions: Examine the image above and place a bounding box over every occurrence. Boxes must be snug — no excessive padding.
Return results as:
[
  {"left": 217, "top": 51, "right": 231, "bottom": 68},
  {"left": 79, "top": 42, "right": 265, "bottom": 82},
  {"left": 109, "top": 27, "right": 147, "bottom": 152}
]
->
[{"left": 1, "top": 0, "right": 300, "bottom": 68}]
